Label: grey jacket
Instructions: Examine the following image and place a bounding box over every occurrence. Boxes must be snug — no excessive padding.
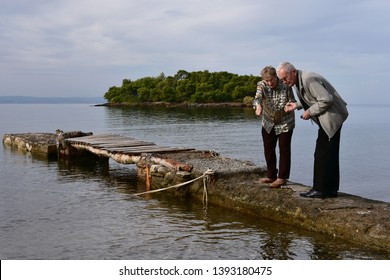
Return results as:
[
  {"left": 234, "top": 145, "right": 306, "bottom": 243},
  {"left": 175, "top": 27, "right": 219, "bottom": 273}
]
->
[{"left": 295, "top": 70, "right": 348, "bottom": 138}]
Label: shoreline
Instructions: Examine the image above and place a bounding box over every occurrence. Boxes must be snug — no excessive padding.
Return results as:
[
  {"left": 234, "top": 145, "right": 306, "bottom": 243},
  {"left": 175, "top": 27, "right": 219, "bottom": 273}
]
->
[{"left": 94, "top": 101, "right": 252, "bottom": 108}]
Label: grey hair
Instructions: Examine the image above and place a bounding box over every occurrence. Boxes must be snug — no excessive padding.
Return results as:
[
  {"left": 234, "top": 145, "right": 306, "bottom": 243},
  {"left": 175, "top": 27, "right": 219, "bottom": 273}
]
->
[
  {"left": 277, "top": 62, "right": 296, "bottom": 74},
  {"left": 260, "top": 65, "right": 277, "bottom": 78}
]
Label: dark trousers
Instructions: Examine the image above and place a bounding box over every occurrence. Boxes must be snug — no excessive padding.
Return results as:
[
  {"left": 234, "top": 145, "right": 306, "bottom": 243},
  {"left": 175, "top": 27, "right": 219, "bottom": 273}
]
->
[
  {"left": 262, "top": 127, "right": 293, "bottom": 179},
  {"left": 313, "top": 125, "right": 342, "bottom": 194}
]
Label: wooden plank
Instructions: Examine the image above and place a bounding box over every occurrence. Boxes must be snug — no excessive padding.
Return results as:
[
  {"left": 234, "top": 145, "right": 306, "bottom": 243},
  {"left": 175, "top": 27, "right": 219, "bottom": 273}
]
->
[
  {"left": 67, "top": 136, "right": 134, "bottom": 145},
  {"left": 103, "top": 145, "right": 163, "bottom": 151},
  {"left": 106, "top": 146, "right": 195, "bottom": 153},
  {"left": 67, "top": 134, "right": 121, "bottom": 141},
  {"left": 94, "top": 141, "right": 156, "bottom": 148},
  {"left": 66, "top": 134, "right": 131, "bottom": 143},
  {"left": 68, "top": 140, "right": 114, "bottom": 145}
]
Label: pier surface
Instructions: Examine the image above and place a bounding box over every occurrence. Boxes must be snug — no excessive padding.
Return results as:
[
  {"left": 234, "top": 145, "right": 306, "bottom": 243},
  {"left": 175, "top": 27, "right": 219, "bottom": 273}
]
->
[{"left": 3, "top": 131, "right": 390, "bottom": 253}]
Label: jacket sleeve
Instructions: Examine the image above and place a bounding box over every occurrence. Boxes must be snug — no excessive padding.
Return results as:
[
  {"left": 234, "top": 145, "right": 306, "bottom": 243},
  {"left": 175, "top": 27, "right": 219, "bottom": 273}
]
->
[
  {"left": 256, "top": 81, "right": 266, "bottom": 97},
  {"left": 306, "top": 79, "right": 333, "bottom": 116}
]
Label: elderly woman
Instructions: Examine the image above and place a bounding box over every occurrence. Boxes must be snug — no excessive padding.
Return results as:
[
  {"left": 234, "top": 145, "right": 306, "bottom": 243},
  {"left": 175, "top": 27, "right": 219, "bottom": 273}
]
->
[{"left": 254, "top": 66, "right": 295, "bottom": 188}]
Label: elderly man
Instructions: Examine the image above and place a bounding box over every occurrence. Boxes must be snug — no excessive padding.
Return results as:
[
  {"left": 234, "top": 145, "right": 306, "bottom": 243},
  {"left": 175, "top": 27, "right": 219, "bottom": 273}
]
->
[{"left": 276, "top": 62, "right": 348, "bottom": 198}]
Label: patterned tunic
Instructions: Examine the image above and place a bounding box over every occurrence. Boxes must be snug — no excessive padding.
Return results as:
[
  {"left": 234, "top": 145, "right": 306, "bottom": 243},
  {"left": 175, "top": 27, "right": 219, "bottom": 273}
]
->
[{"left": 254, "top": 79, "right": 295, "bottom": 135}]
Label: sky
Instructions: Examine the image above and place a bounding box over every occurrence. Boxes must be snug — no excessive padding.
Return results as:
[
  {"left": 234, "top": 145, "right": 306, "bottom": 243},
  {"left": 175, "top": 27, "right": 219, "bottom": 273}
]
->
[{"left": 1, "top": 0, "right": 389, "bottom": 104}]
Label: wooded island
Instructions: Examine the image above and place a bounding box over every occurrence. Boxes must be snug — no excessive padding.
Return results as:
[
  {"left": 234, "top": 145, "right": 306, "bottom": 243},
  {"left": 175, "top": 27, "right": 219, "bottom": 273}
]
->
[{"left": 104, "top": 70, "right": 259, "bottom": 105}]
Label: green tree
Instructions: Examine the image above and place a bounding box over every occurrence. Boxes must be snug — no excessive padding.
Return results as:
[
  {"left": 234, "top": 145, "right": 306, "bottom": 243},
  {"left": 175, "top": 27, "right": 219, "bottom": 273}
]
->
[{"left": 137, "top": 87, "right": 151, "bottom": 102}]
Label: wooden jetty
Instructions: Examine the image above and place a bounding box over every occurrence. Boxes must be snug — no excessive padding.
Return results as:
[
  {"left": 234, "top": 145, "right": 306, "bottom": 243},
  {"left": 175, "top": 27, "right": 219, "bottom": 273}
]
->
[
  {"left": 63, "top": 133, "right": 195, "bottom": 167},
  {"left": 3, "top": 131, "right": 390, "bottom": 254},
  {"left": 64, "top": 134, "right": 193, "bottom": 154},
  {"left": 3, "top": 131, "right": 201, "bottom": 186}
]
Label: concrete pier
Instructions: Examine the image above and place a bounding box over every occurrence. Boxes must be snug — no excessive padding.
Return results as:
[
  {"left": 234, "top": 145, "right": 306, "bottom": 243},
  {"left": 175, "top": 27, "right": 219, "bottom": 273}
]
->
[{"left": 3, "top": 131, "right": 390, "bottom": 253}]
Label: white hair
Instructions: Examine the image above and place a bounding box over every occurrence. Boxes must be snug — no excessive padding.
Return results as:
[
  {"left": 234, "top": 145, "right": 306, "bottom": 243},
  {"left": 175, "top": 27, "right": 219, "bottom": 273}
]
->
[{"left": 277, "top": 62, "right": 296, "bottom": 74}]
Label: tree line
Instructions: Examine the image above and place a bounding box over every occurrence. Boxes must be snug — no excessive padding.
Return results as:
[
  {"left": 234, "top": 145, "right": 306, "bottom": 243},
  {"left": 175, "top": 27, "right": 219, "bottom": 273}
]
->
[{"left": 103, "top": 70, "right": 259, "bottom": 104}]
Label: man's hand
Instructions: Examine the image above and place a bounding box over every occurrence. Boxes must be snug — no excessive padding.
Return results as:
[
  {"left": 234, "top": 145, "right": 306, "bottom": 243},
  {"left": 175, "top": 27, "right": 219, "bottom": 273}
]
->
[{"left": 301, "top": 110, "right": 311, "bottom": 120}]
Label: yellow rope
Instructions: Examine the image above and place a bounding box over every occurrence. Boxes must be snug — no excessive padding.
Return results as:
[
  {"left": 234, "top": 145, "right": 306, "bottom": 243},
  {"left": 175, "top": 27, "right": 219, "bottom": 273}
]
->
[
  {"left": 203, "top": 174, "right": 209, "bottom": 206},
  {"left": 133, "top": 168, "right": 214, "bottom": 197}
]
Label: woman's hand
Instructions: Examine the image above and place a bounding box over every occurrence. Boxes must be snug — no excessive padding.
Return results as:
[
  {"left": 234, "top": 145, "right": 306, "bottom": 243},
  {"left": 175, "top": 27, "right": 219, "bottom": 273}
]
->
[
  {"left": 255, "top": 105, "right": 262, "bottom": 116},
  {"left": 284, "top": 102, "right": 297, "bottom": 112}
]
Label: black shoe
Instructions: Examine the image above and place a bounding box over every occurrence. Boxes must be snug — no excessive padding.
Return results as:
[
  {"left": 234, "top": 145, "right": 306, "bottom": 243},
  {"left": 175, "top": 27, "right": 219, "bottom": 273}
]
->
[
  {"left": 300, "top": 189, "right": 327, "bottom": 199},
  {"left": 327, "top": 191, "right": 338, "bottom": 198}
]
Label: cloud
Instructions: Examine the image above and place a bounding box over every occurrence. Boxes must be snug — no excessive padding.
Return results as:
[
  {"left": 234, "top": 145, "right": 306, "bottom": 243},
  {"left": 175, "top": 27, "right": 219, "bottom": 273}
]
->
[{"left": 0, "top": 0, "right": 389, "bottom": 103}]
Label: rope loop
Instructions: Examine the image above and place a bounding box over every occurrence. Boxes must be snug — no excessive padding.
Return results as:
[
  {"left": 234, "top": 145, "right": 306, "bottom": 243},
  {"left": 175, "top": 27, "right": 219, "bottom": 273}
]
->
[{"left": 133, "top": 168, "right": 214, "bottom": 203}]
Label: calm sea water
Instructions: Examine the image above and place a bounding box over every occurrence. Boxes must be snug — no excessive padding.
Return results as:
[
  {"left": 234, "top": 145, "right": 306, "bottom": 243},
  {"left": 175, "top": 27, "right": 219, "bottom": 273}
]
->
[{"left": 0, "top": 104, "right": 389, "bottom": 260}]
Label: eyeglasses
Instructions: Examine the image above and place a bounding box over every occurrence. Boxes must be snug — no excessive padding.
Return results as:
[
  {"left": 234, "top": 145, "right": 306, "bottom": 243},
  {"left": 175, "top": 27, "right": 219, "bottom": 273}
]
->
[
  {"left": 279, "top": 69, "right": 295, "bottom": 83},
  {"left": 279, "top": 72, "right": 290, "bottom": 83}
]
